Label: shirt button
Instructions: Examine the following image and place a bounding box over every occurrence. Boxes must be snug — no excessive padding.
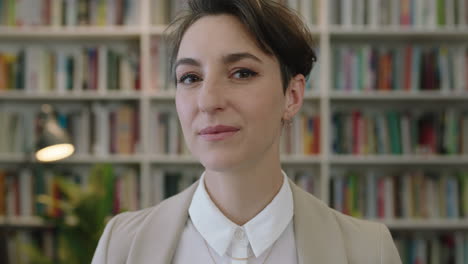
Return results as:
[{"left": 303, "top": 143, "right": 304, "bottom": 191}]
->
[{"left": 234, "top": 228, "right": 245, "bottom": 240}]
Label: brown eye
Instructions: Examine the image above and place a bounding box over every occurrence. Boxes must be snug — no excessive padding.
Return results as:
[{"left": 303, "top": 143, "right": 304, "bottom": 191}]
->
[
  {"left": 178, "top": 73, "right": 202, "bottom": 85},
  {"left": 232, "top": 69, "right": 258, "bottom": 79}
]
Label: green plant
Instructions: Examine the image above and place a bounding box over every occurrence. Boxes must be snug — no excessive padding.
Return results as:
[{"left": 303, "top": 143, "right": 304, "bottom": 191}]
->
[{"left": 22, "top": 164, "right": 115, "bottom": 264}]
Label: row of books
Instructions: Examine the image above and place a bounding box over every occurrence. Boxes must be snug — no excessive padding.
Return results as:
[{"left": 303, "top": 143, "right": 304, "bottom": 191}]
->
[
  {"left": 149, "top": 106, "right": 321, "bottom": 156},
  {"left": 150, "top": 107, "right": 189, "bottom": 155},
  {"left": 332, "top": 44, "right": 468, "bottom": 93},
  {"left": 329, "top": 0, "right": 468, "bottom": 28},
  {"left": 273, "top": 0, "right": 321, "bottom": 25},
  {"left": 331, "top": 170, "right": 468, "bottom": 219},
  {"left": 0, "top": 44, "right": 140, "bottom": 93},
  {"left": 148, "top": 168, "right": 319, "bottom": 205},
  {"left": 281, "top": 109, "right": 321, "bottom": 155},
  {"left": 0, "top": 166, "right": 316, "bottom": 219},
  {"left": 0, "top": 165, "right": 139, "bottom": 218},
  {"left": 0, "top": 0, "right": 138, "bottom": 26},
  {"left": 151, "top": 0, "right": 186, "bottom": 25},
  {"left": 150, "top": 0, "right": 322, "bottom": 26},
  {"left": 149, "top": 39, "right": 321, "bottom": 93},
  {"left": 0, "top": 103, "right": 140, "bottom": 156},
  {"left": 2, "top": 230, "right": 55, "bottom": 264},
  {"left": 285, "top": 168, "right": 318, "bottom": 195},
  {"left": 331, "top": 109, "right": 468, "bottom": 155},
  {"left": 394, "top": 232, "right": 468, "bottom": 264}
]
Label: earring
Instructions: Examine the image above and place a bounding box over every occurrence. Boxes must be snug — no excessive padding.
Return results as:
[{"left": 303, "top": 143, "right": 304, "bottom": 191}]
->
[{"left": 281, "top": 117, "right": 292, "bottom": 127}]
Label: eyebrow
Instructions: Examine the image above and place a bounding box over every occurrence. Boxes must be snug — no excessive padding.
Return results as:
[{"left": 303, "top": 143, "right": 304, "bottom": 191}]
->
[
  {"left": 222, "top": 52, "right": 263, "bottom": 64},
  {"left": 175, "top": 52, "right": 263, "bottom": 70}
]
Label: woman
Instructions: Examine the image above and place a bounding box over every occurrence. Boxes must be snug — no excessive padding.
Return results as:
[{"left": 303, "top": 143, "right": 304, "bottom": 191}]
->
[{"left": 92, "top": 0, "right": 402, "bottom": 263}]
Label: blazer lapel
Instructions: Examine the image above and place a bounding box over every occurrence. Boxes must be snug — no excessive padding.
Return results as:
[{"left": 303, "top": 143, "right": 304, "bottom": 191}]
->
[
  {"left": 290, "top": 179, "right": 349, "bottom": 264},
  {"left": 126, "top": 181, "right": 199, "bottom": 264}
]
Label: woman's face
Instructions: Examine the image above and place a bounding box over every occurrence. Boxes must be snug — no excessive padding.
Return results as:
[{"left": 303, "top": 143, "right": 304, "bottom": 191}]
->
[{"left": 175, "top": 14, "right": 301, "bottom": 172}]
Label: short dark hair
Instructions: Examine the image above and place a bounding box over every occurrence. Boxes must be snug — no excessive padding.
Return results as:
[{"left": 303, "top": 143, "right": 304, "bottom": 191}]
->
[{"left": 165, "top": 0, "right": 317, "bottom": 93}]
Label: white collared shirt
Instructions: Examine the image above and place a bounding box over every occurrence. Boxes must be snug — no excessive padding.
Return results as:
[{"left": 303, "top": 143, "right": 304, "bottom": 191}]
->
[{"left": 172, "top": 171, "right": 297, "bottom": 264}]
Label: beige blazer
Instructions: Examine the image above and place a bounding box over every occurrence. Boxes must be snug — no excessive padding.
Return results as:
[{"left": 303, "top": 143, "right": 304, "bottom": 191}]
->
[{"left": 92, "top": 179, "right": 402, "bottom": 264}]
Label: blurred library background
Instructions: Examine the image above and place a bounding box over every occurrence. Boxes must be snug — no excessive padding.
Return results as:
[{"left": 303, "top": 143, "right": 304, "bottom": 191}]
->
[{"left": 0, "top": 0, "right": 467, "bottom": 263}]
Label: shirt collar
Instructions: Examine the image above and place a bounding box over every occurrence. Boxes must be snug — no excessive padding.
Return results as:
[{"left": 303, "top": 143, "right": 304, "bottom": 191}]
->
[{"left": 188, "top": 170, "right": 294, "bottom": 257}]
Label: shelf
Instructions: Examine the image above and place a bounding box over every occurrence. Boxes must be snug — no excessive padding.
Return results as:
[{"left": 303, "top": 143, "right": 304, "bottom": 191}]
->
[
  {"left": 149, "top": 91, "right": 177, "bottom": 101},
  {"left": 0, "top": 153, "right": 144, "bottom": 164},
  {"left": 330, "top": 91, "right": 468, "bottom": 101},
  {"left": 148, "top": 91, "right": 321, "bottom": 101},
  {"left": 3, "top": 91, "right": 467, "bottom": 102},
  {"left": 0, "top": 216, "right": 48, "bottom": 228},
  {"left": 281, "top": 155, "right": 322, "bottom": 164},
  {"left": 4, "top": 154, "right": 468, "bottom": 166},
  {"left": 0, "top": 26, "right": 142, "bottom": 39},
  {"left": 0, "top": 153, "right": 25, "bottom": 163},
  {"left": 330, "top": 155, "right": 468, "bottom": 165},
  {"left": 329, "top": 26, "right": 468, "bottom": 40},
  {"left": 150, "top": 25, "right": 169, "bottom": 35},
  {"left": 304, "top": 93, "right": 321, "bottom": 100},
  {"left": 149, "top": 154, "right": 322, "bottom": 165},
  {"left": 150, "top": 154, "right": 199, "bottom": 164},
  {"left": 148, "top": 24, "right": 324, "bottom": 36},
  {"left": 0, "top": 91, "right": 141, "bottom": 101},
  {"left": 377, "top": 219, "right": 468, "bottom": 230},
  {"left": 64, "top": 154, "right": 144, "bottom": 164}
]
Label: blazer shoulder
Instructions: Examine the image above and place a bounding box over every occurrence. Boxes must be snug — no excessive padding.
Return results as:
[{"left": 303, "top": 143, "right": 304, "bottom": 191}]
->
[
  {"left": 291, "top": 180, "right": 402, "bottom": 264},
  {"left": 330, "top": 210, "right": 402, "bottom": 264},
  {"left": 104, "top": 190, "right": 188, "bottom": 244},
  {"left": 92, "top": 187, "right": 194, "bottom": 264},
  {"left": 91, "top": 205, "right": 160, "bottom": 263}
]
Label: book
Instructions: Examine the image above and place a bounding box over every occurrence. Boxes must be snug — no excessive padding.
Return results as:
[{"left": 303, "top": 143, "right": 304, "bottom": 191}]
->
[
  {"left": 280, "top": 109, "right": 321, "bottom": 155},
  {"left": 331, "top": 169, "right": 467, "bottom": 220},
  {"left": 331, "top": 0, "right": 468, "bottom": 27},
  {"left": 0, "top": 0, "right": 137, "bottom": 26},
  {"left": 332, "top": 108, "right": 468, "bottom": 155},
  {"left": 0, "top": 44, "right": 140, "bottom": 94}
]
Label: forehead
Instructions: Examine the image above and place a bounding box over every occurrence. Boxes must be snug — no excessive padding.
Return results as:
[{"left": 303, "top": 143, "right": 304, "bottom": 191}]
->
[{"left": 177, "top": 14, "right": 272, "bottom": 63}]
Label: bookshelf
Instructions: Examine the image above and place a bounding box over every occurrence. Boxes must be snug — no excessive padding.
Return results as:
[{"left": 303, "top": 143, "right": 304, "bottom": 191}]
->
[{"left": 0, "top": 0, "right": 468, "bottom": 263}]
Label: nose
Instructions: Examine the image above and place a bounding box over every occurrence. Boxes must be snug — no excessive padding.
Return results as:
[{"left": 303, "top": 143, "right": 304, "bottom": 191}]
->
[{"left": 197, "top": 75, "right": 226, "bottom": 114}]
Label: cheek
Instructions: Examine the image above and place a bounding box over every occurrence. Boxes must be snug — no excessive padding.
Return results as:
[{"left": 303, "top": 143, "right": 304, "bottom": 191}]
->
[
  {"left": 175, "top": 95, "right": 194, "bottom": 132},
  {"left": 245, "top": 85, "right": 284, "bottom": 125}
]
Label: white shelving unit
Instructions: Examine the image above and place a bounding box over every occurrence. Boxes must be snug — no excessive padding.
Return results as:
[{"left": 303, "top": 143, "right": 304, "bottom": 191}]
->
[
  {"left": 1, "top": 0, "right": 467, "bottom": 232},
  {"left": 0, "top": 216, "right": 47, "bottom": 228}
]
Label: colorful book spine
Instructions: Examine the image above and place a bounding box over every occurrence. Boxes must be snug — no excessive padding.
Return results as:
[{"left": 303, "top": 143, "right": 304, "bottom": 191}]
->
[
  {"left": 394, "top": 232, "right": 468, "bottom": 264},
  {"left": 281, "top": 110, "right": 321, "bottom": 155},
  {"left": 332, "top": 109, "right": 468, "bottom": 155},
  {"left": 0, "top": 45, "right": 140, "bottom": 93},
  {"left": 0, "top": 0, "right": 137, "bottom": 26},
  {"left": 330, "top": 0, "right": 468, "bottom": 27},
  {"left": 332, "top": 44, "right": 468, "bottom": 93},
  {"left": 331, "top": 169, "right": 468, "bottom": 220}
]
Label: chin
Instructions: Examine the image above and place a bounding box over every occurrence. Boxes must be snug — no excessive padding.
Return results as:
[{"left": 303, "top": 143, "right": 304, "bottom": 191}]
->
[{"left": 198, "top": 153, "right": 246, "bottom": 173}]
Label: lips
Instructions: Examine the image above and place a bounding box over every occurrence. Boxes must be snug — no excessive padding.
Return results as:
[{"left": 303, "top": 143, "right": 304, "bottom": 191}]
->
[
  {"left": 198, "top": 125, "right": 240, "bottom": 141},
  {"left": 199, "top": 125, "right": 240, "bottom": 135}
]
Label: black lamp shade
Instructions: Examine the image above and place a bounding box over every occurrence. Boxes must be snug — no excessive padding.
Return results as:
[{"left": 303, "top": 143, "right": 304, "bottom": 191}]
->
[{"left": 35, "top": 105, "right": 75, "bottom": 162}]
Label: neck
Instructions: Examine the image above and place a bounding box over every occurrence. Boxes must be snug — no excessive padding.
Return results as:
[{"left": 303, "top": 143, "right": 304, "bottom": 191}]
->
[{"left": 203, "top": 149, "right": 284, "bottom": 226}]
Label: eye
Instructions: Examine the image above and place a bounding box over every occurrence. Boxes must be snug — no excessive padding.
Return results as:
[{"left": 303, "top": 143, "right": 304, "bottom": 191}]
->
[
  {"left": 231, "top": 68, "right": 258, "bottom": 80},
  {"left": 178, "top": 73, "right": 202, "bottom": 85}
]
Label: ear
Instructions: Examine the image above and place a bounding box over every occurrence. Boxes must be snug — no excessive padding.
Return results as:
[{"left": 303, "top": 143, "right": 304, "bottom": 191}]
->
[{"left": 283, "top": 74, "right": 305, "bottom": 120}]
